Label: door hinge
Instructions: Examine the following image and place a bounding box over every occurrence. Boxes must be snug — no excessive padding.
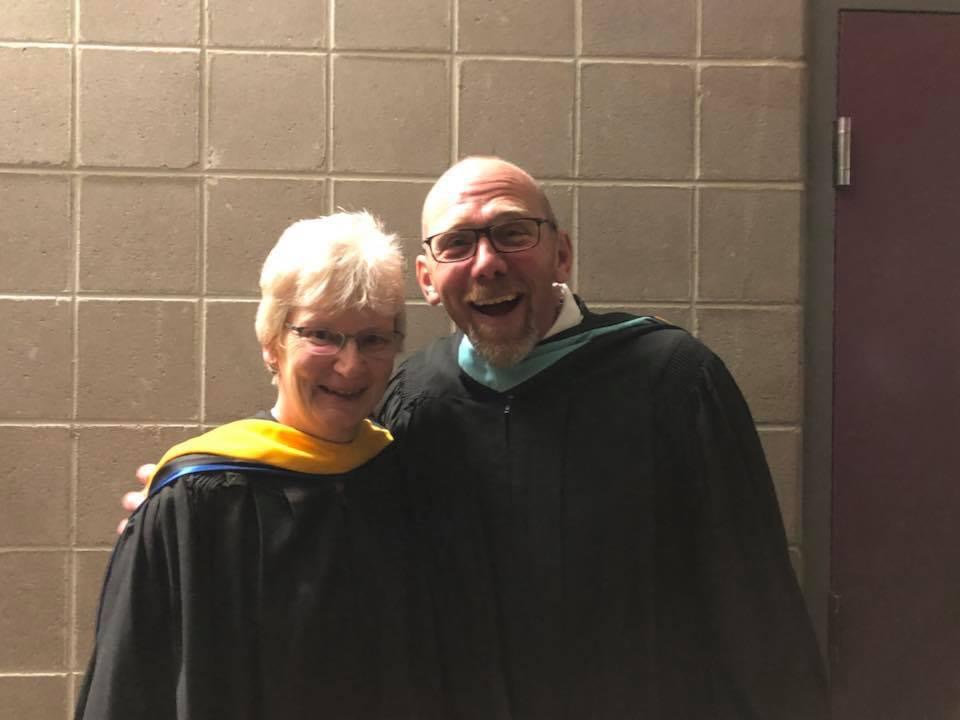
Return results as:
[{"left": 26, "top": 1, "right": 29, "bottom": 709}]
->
[{"left": 835, "top": 117, "right": 852, "bottom": 187}]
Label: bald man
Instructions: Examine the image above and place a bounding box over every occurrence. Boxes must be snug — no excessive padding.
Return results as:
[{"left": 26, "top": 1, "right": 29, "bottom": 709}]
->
[{"left": 380, "top": 156, "right": 828, "bottom": 719}]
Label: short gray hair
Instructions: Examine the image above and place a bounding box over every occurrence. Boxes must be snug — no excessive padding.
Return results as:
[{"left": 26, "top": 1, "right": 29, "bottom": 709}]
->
[{"left": 255, "top": 212, "right": 405, "bottom": 370}]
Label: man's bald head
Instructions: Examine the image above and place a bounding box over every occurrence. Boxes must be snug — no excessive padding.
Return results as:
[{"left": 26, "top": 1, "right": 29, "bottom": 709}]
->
[{"left": 421, "top": 156, "right": 557, "bottom": 239}]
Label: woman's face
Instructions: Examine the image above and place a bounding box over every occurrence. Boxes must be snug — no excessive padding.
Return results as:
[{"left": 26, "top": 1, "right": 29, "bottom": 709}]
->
[{"left": 265, "top": 305, "right": 399, "bottom": 443}]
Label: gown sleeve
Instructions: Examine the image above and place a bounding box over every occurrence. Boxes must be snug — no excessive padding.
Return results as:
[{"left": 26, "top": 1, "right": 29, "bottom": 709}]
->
[
  {"left": 659, "top": 339, "right": 830, "bottom": 720},
  {"left": 379, "top": 363, "right": 414, "bottom": 438},
  {"left": 75, "top": 477, "right": 263, "bottom": 720}
]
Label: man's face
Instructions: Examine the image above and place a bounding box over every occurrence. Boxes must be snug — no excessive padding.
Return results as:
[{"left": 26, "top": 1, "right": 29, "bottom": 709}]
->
[{"left": 416, "top": 160, "right": 572, "bottom": 367}]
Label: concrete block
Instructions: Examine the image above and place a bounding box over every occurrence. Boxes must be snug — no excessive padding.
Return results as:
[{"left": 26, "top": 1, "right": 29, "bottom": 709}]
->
[
  {"left": 580, "top": 62, "right": 694, "bottom": 179},
  {"left": 0, "top": 552, "right": 67, "bottom": 671},
  {"left": 79, "top": 0, "right": 200, "bottom": 43},
  {"left": 335, "top": 0, "right": 450, "bottom": 50},
  {"left": 700, "top": 66, "right": 804, "bottom": 181},
  {"left": 578, "top": 186, "right": 692, "bottom": 301},
  {"left": 77, "top": 300, "right": 199, "bottom": 421},
  {"left": 459, "top": 59, "right": 574, "bottom": 178},
  {"left": 0, "top": 174, "right": 72, "bottom": 292},
  {"left": 458, "top": 0, "right": 574, "bottom": 55},
  {"left": 702, "top": 0, "right": 804, "bottom": 59},
  {"left": 208, "top": 52, "right": 326, "bottom": 170},
  {"left": 204, "top": 301, "right": 276, "bottom": 423},
  {"left": 697, "top": 306, "right": 802, "bottom": 423},
  {"left": 332, "top": 56, "right": 449, "bottom": 174},
  {"left": 79, "top": 49, "right": 200, "bottom": 168},
  {"left": 79, "top": 177, "right": 200, "bottom": 293},
  {"left": 582, "top": 0, "right": 695, "bottom": 56},
  {"left": 206, "top": 177, "right": 328, "bottom": 294},
  {"left": 0, "top": 47, "right": 71, "bottom": 165},
  {"left": 0, "top": 427, "right": 71, "bottom": 546},
  {"left": 0, "top": 299, "right": 73, "bottom": 420},
  {"left": 209, "top": 0, "right": 326, "bottom": 47},
  {"left": 699, "top": 188, "right": 802, "bottom": 302}
]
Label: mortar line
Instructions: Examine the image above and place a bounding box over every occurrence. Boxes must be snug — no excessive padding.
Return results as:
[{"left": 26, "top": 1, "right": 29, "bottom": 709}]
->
[
  {"left": 326, "top": 0, "right": 335, "bottom": 178},
  {"left": 68, "top": 0, "right": 82, "bottom": 670},
  {"left": 0, "top": 166, "right": 804, "bottom": 189},
  {"left": 67, "top": 0, "right": 81, "bottom": 686},
  {"left": 449, "top": 0, "right": 459, "bottom": 164},
  {"left": 450, "top": 57, "right": 460, "bottom": 164},
  {"left": 572, "top": 0, "right": 582, "bottom": 180},
  {"left": 692, "top": 0, "right": 704, "bottom": 336},
  {"left": 198, "top": 0, "right": 210, "bottom": 427}
]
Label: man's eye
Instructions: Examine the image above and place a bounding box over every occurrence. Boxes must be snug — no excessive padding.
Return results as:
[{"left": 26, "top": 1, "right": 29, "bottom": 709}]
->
[{"left": 439, "top": 232, "right": 474, "bottom": 249}]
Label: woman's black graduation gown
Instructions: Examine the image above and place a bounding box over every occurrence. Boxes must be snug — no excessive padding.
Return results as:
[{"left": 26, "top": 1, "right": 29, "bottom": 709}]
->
[{"left": 75, "top": 418, "right": 440, "bottom": 720}]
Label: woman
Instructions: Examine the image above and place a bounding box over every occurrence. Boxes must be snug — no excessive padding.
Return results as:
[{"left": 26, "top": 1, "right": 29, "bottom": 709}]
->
[{"left": 76, "top": 212, "right": 440, "bottom": 719}]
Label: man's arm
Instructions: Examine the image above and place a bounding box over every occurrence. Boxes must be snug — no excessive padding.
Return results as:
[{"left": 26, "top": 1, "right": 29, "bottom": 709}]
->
[{"left": 658, "top": 339, "right": 829, "bottom": 719}]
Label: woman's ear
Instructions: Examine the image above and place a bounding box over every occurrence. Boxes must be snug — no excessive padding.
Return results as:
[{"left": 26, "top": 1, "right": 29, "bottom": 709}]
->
[{"left": 262, "top": 345, "right": 279, "bottom": 374}]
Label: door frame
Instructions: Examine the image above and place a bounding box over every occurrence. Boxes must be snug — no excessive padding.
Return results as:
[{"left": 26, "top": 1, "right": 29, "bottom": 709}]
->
[{"left": 804, "top": 0, "right": 960, "bottom": 659}]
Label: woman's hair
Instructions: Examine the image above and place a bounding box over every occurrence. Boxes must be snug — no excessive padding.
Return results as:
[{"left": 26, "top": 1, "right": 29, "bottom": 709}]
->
[{"left": 255, "top": 211, "right": 406, "bottom": 373}]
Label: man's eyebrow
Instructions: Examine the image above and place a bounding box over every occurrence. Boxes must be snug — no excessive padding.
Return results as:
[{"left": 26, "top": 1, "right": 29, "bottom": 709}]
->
[{"left": 452, "top": 210, "right": 532, "bottom": 228}]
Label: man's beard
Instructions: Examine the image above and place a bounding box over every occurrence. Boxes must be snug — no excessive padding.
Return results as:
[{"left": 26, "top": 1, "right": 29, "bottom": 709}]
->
[
  {"left": 461, "top": 279, "right": 540, "bottom": 368},
  {"left": 465, "top": 312, "right": 539, "bottom": 368}
]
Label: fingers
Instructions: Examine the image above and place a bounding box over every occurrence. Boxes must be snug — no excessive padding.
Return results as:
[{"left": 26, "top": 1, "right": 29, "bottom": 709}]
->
[
  {"left": 122, "top": 490, "right": 146, "bottom": 513},
  {"left": 117, "top": 465, "right": 154, "bottom": 535},
  {"left": 117, "top": 490, "right": 146, "bottom": 535},
  {"left": 135, "top": 464, "right": 156, "bottom": 487}
]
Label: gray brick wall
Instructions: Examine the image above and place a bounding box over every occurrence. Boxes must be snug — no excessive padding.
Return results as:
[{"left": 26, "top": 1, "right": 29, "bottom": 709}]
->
[{"left": 0, "top": 0, "right": 807, "bottom": 715}]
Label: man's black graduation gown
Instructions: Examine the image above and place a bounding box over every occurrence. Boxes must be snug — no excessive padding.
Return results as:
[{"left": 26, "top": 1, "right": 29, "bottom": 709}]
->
[
  {"left": 75, "top": 420, "right": 440, "bottom": 720},
  {"left": 380, "top": 305, "right": 829, "bottom": 720}
]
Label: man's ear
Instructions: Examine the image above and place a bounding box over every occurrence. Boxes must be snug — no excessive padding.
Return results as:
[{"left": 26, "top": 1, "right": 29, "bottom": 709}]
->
[
  {"left": 553, "top": 229, "right": 573, "bottom": 284},
  {"left": 415, "top": 253, "right": 442, "bottom": 306}
]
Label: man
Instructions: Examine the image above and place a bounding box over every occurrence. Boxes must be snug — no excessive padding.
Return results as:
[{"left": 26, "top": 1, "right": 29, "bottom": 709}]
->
[
  {"left": 381, "top": 156, "right": 827, "bottom": 719},
  {"left": 128, "top": 157, "right": 828, "bottom": 719}
]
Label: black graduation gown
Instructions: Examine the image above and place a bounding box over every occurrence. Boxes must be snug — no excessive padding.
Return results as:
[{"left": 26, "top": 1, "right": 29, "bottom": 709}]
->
[
  {"left": 75, "top": 437, "right": 441, "bottom": 720},
  {"left": 380, "top": 304, "right": 829, "bottom": 720}
]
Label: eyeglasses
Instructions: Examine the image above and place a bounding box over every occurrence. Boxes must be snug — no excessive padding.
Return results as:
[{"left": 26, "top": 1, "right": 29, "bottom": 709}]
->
[
  {"left": 423, "top": 217, "right": 555, "bottom": 263},
  {"left": 285, "top": 324, "right": 403, "bottom": 359}
]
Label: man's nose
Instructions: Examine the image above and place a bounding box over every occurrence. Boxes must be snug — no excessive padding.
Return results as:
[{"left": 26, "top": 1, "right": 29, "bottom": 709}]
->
[{"left": 471, "top": 234, "right": 507, "bottom": 279}]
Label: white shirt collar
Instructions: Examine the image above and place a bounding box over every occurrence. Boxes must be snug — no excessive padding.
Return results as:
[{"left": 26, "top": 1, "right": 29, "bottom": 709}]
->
[{"left": 542, "top": 283, "right": 583, "bottom": 341}]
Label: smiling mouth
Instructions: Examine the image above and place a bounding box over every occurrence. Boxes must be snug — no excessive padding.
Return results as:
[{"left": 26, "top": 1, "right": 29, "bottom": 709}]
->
[
  {"left": 316, "top": 385, "right": 365, "bottom": 399},
  {"left": 470, "top": 293, "right": 523, "bottom": 317}
]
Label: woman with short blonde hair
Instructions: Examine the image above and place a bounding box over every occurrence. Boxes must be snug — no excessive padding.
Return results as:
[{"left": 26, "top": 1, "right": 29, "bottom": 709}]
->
[{"left": 76, "top": 212, "right": 440, "bottom": 720}]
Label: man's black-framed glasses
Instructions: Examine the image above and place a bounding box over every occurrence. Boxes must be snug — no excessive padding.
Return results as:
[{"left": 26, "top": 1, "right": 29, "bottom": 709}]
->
[
  {"left": 423, "top": 217, "right": 555, "bottom": 263},
  {"left": 285, "top": 324, "right": 403, "bottom": 359}
]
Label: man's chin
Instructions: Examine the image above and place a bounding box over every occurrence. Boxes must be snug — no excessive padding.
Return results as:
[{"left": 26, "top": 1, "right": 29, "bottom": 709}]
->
[{"left": 467, "top": 328, "right": 538, "bottom": 368}]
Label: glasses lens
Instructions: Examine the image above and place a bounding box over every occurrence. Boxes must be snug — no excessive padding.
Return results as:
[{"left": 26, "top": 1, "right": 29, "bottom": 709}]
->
[
  {"left": 432, "top": 230, "right": 476, "bottom": 262},
  {"left": 491, "top": 219, "right": 539, "bottom": 252},
  {"left": 299, "top": 328, "right": 342, "bottom": 353},
  {"left": 356, "top": 332, "right": 399, "bottom": 358}
]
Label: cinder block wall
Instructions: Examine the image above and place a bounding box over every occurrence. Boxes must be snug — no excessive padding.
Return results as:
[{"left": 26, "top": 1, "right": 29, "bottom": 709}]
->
[{"left": 0, "top": 0, "right": 806, "bottom": 715}]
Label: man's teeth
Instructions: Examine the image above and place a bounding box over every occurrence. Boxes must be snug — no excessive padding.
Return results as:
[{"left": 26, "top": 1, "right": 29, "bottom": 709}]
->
[{"left": 473, "top": 293, "right": 519, "bottom": 306}]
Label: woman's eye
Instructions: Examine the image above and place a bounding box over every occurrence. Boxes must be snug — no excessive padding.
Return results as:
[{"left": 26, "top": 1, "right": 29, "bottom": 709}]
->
[
  {"left": 308, "top": 329, "right": 336, "bottom": 343},
  {"left": 359, "top": 333, "right": 390, "bottom": 349}
]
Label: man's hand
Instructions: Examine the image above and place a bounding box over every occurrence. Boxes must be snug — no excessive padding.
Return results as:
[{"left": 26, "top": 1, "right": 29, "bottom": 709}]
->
[{"left": 117, "top": 464, "right": 154, "bottom": 534}]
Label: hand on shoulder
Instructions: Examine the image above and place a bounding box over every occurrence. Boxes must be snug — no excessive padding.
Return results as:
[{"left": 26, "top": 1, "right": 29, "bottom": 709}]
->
[{"left": 116, "top": 464, "right": 154, "bottom": 534}]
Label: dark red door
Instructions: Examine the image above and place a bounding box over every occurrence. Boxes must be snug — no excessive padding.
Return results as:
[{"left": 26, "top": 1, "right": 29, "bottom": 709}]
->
[{"left": 832, "top": 10, "right": 960, "bottom": 720}]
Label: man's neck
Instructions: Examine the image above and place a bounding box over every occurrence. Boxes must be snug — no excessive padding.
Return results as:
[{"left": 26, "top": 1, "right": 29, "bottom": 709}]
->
[{"left": 541, "top": 283, "right": 583, "bottom": 342}]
